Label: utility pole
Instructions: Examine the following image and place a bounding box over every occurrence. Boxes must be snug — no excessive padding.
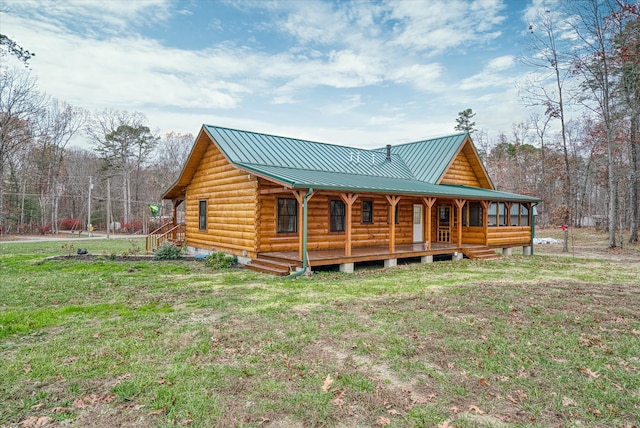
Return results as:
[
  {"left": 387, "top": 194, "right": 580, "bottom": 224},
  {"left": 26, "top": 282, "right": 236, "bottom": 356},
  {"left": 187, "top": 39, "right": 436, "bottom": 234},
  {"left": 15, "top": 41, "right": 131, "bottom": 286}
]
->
[
  {"left": 88, "top": 176, "right": 93, "bottom": 236},
  {"left": 106, "top": 178, "right": 111, "bottom": 239}
]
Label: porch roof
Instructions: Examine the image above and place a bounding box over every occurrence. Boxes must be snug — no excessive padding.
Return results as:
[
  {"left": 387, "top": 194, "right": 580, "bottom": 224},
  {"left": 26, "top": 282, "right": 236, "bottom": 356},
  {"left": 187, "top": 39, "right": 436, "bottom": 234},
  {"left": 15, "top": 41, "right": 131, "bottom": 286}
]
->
[{"left": 239, "top": 163, "right": 540, "bottom": 202}]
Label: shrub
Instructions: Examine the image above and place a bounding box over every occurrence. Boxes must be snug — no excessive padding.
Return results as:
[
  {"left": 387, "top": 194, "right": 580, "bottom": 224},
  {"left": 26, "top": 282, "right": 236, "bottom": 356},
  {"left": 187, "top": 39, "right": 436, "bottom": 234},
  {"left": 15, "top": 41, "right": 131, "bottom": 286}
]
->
[
  {"left": 154, "top": 241, "right": 183, "bottom": 260},
  {"left": 122, "top": 221, "right": 143, "bottom": 233},
  {"left": 205, "top": 252, "right": 236, "bottom": 270},
  {"left": 60, "top": 218, "right": 83, "bottom": 231}
]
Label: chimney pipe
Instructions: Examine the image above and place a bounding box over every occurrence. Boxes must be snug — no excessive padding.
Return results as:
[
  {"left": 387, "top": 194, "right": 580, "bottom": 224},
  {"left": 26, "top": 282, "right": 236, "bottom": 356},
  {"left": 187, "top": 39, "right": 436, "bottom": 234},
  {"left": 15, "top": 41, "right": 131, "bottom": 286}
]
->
[{"left": 386, "top": 144, "right": 392, "bottom": 161}]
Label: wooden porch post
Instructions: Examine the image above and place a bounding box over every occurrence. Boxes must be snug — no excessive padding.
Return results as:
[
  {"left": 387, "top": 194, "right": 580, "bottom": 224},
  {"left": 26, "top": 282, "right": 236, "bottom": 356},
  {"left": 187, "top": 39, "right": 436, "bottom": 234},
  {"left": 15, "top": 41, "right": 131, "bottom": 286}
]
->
[
  {"left": 421, "top": 197, "right": 436, "bottom": 248},
  {"left": 340, "top": 193, "right": 358, "bottom": 257},
  {"left": 480, "top": 201, "right": 489, "bottom": 246},
  {"left": 293, "top": 190, "right": 315, "bottom": 260},
  {"left": 454, "top": 199, "right": 465, "bottom": 247},
  {"left": 385, "top": 195, "right": 401, "bottom": 253}
]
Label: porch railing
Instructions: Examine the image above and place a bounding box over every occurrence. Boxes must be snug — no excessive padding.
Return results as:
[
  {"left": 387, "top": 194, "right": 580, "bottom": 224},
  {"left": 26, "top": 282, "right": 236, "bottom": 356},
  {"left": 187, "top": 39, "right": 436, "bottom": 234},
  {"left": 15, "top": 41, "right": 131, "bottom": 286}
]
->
[{"left": 146, "top": 222, "right": 186, "bottom": 254}]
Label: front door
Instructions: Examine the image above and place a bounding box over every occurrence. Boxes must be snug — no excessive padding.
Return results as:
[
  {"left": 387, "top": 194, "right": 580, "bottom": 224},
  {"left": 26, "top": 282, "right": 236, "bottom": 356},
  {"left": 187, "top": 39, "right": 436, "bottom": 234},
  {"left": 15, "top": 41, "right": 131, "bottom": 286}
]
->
[
  {"left": 438, "top": 205, "right": 451, "bottom": 243},
  {"left": 413, "top": 204, "right": 423, "bottom": 242}
]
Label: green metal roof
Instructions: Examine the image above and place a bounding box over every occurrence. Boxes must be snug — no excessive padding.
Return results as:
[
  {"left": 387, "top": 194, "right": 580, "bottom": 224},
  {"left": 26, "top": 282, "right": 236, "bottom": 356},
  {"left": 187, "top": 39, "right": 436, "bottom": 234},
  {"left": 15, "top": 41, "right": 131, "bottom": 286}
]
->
[{"left": 192, "top": 125, "right": 540, "bottom": 202}]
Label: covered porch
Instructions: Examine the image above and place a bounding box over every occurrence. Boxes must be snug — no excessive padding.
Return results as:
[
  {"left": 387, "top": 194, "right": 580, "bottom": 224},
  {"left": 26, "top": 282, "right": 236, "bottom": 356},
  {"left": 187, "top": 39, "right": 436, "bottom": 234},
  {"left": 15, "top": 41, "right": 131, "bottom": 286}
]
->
[{"left": 246, "top": 242, "right": 504, "bottom": 276}]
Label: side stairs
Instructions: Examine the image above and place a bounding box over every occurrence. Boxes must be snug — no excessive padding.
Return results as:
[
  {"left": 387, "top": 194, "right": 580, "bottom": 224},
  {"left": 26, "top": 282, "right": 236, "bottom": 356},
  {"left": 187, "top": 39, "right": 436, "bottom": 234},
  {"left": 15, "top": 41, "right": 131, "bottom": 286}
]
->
[
  {"left": 462, "top": 246, "right": 501, "bottom": 260},
  {"left": 244, "top": 255, "right": 300, "bottom": 276}
]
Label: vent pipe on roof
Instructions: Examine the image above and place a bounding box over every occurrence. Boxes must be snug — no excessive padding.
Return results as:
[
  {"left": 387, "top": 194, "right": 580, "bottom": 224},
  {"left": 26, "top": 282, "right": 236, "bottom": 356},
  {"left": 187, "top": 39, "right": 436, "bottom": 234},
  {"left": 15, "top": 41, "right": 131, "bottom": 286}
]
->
[{"left": 386, "top": 144, "right": 392, "bottom": 161}]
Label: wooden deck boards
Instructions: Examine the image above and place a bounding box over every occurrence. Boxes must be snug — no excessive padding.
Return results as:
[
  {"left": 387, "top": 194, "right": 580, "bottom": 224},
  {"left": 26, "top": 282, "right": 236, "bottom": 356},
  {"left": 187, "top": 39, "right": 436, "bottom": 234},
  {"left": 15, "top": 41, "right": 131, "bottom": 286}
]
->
[{"left": 260, "top": 242, "right": 463, "bottom": 267}]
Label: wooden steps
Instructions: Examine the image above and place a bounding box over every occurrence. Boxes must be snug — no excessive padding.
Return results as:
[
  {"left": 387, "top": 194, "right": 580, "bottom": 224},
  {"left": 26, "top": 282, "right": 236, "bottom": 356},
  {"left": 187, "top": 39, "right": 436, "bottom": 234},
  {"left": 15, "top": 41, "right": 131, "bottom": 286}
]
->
[
  {"left": 244, "top": 256, "right": 298, "bottom": 276},
  {"left": 462, "top": 246, "right": 501, "bottom": 260}
]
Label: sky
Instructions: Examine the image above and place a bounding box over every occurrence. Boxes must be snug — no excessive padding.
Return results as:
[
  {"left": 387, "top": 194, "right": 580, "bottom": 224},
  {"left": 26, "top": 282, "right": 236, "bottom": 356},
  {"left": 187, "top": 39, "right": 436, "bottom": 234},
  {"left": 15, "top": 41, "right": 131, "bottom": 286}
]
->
[{"left": 1, "top": 0, "right": 559, "bottom": 150}]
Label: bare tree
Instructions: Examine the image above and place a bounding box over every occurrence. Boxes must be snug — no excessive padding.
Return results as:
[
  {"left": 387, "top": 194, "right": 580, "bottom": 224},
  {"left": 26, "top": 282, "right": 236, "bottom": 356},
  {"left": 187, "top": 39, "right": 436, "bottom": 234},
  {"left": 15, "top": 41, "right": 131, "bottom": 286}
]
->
[
  {"left": 86, "top": 110, "right": 158, "bottom": 227},
  {"left": 570, "top": 0, "right": 620, "bottom": 248},
  {"left": 0, "top": 67, "right": 48, "bottom": 233},
  {"left": 33, "top": 100, "right": 86, "bottom": 233},
  {"left": 520, "top": 7, "right": 573, "bottom": 251}
]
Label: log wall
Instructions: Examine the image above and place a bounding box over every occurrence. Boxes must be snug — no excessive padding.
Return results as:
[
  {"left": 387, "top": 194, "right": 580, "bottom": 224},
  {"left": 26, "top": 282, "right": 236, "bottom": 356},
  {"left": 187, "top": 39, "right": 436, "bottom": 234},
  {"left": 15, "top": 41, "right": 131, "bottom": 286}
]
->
[
  {"left": 440, "top": 149, "right": 481, "bottom": 187},
  {"left": 185, "top": 141, "right": 258, "bottom": 256},
  {"left": 258, "top": 188, "right": 419, "bottom": 252},
  {"left": 486, "top": 226, "right": 531, "bottom": 247}
]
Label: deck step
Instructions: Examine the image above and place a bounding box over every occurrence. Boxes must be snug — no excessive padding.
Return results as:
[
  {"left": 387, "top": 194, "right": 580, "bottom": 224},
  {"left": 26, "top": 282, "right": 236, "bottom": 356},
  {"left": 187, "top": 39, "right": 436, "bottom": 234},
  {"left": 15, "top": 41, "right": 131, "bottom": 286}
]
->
[
  {"left": 244, "top": 257, "right": 294, "bottom": 276},
  {"left": 462, "top": 246, "right": 501, "bottom": 260}
]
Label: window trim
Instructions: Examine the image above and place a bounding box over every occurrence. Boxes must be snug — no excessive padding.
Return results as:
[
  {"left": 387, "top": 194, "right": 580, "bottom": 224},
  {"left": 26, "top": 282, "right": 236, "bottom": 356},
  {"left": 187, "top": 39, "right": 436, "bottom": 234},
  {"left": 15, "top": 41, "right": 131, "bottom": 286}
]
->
[
  {"left": 361, "top": 199, "right": 373, "bottom": 224},
  {"left": 277, "top": 198, "right": 298, "bottom": 234},
  {"left": 198, "top": 199, "right": 207, "bottom": 231},
  {"left": 329, "top": 199, "right": 346, "bottom": 233}
]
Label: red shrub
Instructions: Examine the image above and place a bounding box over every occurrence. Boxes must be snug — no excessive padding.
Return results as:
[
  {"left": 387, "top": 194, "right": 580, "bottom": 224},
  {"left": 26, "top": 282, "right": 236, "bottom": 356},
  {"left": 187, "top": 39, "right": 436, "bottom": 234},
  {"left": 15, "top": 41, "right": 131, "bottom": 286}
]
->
[{"left": 60, "top": 218, "right": 83, "bottom": 231}]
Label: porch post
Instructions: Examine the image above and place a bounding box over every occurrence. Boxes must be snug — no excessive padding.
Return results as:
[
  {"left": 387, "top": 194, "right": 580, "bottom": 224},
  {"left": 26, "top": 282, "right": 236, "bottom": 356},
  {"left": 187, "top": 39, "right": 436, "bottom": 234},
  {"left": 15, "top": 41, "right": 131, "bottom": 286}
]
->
[
  {"left": 293, "top": 191, "right": 307, "bottom": 260},
  {"left": 480, "top": 200, "right": 489, "bottom": 246},
  {"left": 454, "top": 199, "right": 465, "bottom": 247},
  {"left": 421, "top": 197, "right": 436, "bottom": 249},
  {"left": 385, "top": 195, "right": 401, "bottom": 253},
  {"left": 340, "top": 193, "right": 358, "bottom": 257}
]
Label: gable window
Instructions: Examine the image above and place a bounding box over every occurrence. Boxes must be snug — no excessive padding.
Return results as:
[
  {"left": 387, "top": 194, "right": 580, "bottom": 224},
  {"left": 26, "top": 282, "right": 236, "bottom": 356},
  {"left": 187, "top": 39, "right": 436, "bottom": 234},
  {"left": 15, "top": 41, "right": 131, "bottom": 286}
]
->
[
  {"left": 198, "top": 200, "right": 207, "bottom": 231},
  {"left": 463, "top": 202, "right": 483, "bottom": 227},
  {"left": 277, "top": 198, "right": 298, "bottom": 233},
  {"left": 330, "top": 200, "right": 346, "bottom": 232},
  {"left": 362, "top": 200, "right": 373, "bottom": 224}
]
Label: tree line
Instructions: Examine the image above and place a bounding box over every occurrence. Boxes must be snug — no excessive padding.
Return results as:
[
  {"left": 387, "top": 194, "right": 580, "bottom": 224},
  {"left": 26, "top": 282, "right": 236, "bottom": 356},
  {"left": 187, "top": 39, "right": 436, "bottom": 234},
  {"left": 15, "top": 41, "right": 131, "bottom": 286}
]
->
[
  {"left": 0, "top": 66, "right": 191, "bottom": 235},
  {"left": 458, "top": 1, "right": 639, "bottom": 248},
  {"left": 1, "top": 1, "right": 638, "bottom": 249}
]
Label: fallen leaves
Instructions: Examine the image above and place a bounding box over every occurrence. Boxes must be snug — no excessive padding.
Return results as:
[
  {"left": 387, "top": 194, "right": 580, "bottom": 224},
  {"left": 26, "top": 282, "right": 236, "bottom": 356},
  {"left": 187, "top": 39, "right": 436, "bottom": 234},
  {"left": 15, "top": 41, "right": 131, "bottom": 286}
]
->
[
  {"left": 468, "top": 404, "right": 485, "bottom": 414},
  {"left": 376, "top": 415, "right": 391, "bottom": 426},
  {"left": 18, "top": 416, "right": 52, "bottom": 427},
  {"left": 321, "top": 374, "right": 334, "bottom": 393},
  {"left": 578, "top": 367, "right": 600, "bottom": 378}
]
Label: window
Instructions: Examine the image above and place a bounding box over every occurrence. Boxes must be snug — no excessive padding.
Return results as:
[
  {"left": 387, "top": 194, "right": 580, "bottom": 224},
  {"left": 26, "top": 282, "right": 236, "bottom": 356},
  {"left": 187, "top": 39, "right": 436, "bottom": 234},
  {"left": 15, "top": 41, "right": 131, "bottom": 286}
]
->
[
  {"left": 277, "top": 198, "right": 298, "bottom": 233},
  {"left": 510, "top": 203, "right": 530, "bottom": 226},
  {"left": 498, "top": 202, "right": 507, "bottom": 226},
  {"left": 394, "top": 203, "right": 400, "bottom": 224},
  {"left": 463, "top": 202, "right": 483, "bottom": 227},
  {"left": 520, "top": 204, "right": 529, "bottom": 226},
  {"left": 488, "top": 202, "right": 497, "bottom": 227},
  {"left": 198, "top": 200, "right": 207, "bottom": 230},
  {"left": 362, "top": 200, "right": 373, "bottom": 224},
  {"left": 330, "top": 200, "right": 346, "bottom": 232}
]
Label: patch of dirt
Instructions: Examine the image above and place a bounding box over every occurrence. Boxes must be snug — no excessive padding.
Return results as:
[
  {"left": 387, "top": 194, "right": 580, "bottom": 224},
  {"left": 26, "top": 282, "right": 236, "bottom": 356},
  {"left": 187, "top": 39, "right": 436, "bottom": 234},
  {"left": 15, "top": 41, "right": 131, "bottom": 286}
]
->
[{"left": 534, "top": 227, "right": 640, "bottom": 264}]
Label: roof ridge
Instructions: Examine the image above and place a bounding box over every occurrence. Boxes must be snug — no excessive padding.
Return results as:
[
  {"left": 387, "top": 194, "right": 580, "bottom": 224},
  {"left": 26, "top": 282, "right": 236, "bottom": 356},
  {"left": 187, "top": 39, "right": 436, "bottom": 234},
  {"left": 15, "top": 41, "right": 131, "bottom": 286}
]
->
[{"left": 205, "top": 124, "right": 375, "bottom": 153}]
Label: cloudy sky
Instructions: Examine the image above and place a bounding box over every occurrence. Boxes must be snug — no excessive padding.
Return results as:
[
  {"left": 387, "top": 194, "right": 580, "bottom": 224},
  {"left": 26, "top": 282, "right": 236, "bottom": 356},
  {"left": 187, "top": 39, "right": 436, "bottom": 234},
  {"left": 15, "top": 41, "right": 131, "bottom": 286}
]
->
[{"left": 2, "top": 0, "right": 557, "bottom": 149}]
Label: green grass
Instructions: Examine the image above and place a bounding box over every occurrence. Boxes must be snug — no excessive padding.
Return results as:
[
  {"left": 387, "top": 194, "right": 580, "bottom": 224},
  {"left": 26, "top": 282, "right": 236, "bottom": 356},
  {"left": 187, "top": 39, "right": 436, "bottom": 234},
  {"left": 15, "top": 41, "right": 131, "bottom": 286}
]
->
[{"left": 1, "top": 239, "right": 639, "bottom": 427}]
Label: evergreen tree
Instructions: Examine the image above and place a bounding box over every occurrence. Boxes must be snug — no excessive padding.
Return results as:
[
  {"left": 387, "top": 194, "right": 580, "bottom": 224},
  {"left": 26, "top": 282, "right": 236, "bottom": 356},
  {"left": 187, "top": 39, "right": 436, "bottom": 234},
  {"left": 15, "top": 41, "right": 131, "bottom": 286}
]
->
[{"left": 454, "top": 108, "right": 477, "bottom": 134}]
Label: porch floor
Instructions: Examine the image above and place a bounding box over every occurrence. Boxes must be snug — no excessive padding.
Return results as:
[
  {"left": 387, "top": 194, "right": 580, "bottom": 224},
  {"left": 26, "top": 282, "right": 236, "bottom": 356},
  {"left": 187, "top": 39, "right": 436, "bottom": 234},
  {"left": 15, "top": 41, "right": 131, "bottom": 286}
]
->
[{"left": 260, "top": 242, "right": 474, "bottom": 267}]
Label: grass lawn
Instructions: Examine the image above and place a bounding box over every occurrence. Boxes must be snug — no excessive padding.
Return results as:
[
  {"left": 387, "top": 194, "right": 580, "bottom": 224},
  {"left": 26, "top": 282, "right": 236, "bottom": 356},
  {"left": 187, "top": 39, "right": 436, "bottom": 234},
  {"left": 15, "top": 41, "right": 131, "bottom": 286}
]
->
[{"left": 1, "top": 234, "right": 639, "bottom": 427}]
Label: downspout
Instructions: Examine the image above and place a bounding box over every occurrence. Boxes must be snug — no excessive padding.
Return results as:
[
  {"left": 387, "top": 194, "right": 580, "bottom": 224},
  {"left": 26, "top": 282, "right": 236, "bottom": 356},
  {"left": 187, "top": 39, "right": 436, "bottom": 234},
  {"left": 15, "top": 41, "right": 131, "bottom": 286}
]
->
[
  {"left": 287, "top": 188, "right": 314, "bottom": 279},
  {"left": 531, "top": 202, "right": 538, "bottom": 256}
]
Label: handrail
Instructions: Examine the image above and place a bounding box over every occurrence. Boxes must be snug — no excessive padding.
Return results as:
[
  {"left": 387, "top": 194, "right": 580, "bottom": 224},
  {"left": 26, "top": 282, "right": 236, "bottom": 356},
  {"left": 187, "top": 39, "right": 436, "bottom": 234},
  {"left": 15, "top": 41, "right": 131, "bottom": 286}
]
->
[{"left": 146, "top": 223, "right": 185, "bottom": 253}]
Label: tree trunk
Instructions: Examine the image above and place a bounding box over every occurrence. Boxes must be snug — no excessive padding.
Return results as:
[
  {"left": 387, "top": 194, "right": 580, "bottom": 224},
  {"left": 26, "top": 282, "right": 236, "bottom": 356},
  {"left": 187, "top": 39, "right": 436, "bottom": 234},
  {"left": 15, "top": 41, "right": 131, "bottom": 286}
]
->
[{"left": 629, "top": 115, "right": 639, "bottom": 243}]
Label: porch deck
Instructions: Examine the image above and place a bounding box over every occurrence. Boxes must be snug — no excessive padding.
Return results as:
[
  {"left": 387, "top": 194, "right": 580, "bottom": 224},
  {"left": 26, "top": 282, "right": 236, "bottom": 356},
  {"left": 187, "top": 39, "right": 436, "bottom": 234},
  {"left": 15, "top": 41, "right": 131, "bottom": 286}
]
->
[{"left": 260, "top": 242, "right": 467, "bottom": 268}]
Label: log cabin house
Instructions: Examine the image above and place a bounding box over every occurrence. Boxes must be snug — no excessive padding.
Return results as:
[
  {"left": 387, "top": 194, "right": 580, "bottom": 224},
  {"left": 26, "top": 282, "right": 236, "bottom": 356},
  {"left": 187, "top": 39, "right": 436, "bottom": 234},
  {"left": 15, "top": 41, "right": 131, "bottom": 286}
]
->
[{"left": 156, "top": 125, "right": 540, "bottom": 276}]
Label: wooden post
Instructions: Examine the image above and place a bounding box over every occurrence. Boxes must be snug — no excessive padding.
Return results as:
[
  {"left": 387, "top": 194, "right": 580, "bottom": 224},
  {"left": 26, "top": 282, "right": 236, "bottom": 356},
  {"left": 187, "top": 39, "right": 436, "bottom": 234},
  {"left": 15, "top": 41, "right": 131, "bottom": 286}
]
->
[
  {"left": 340, "top": 193, "right": 358, "bottom": 257},
  {"left": 293, "top": 190, "right": 315, "bottom": 260},
  {"left": 454, "top": 199, "right": 465, "bottom": 247},
  {"left": 385, "top": 195, "right": 401, "bottom": 253},
  {"left": 480, "top": 200, "right": 489, "bottom": 245},
  {"left": 422, "top": 197, "right": 436, "bottom": 249}
]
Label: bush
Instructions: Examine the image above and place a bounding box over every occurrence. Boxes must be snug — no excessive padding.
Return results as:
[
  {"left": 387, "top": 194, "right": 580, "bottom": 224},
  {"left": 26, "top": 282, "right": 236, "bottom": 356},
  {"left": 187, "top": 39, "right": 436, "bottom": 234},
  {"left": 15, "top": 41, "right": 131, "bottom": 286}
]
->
[
  {"left": 60, "top": 218, "right": 83, "bottom": 231},
  {"left": 122, "top": 221, "right": 143, "bottom": 233},
  {"left": 205, "top": 252, "right": 236, "bottom": 270},
  {"left": 154, "top": 241, "right": 183, "bottom": 260}
]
